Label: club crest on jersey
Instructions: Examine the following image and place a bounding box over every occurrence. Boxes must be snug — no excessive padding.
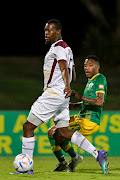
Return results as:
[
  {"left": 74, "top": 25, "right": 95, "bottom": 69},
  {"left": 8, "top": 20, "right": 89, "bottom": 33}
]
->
[
  {"left": 88, "top": 83, "right": 94, "bottom": 90},
  {"left": 99, "top": 84, "right": 104, "bottom": 89}
]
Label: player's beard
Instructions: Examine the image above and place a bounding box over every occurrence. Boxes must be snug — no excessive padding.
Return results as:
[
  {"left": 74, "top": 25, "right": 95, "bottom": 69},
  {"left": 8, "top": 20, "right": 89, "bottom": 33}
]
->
[{"left": 45, "top": 39, "right": 51, "bottom": 45}]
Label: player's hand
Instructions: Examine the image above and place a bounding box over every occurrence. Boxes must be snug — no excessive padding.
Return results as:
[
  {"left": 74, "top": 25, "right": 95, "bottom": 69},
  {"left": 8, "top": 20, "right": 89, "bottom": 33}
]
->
[{"left": 64, "top": 87, "right": 72, "bottom": 98}]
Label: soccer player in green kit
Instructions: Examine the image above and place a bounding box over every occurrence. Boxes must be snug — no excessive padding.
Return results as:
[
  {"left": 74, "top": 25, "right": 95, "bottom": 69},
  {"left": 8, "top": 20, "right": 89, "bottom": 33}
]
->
[
  {"left": 75, "top": 55, "right": 107, "bottom": 124},
  {"left": 48, "top": 55, "right": 109, "bottom": 174}
]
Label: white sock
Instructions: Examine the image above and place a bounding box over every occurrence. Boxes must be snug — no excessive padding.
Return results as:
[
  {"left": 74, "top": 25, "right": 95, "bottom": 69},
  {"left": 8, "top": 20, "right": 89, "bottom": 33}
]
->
[
  {"left": 22, "top": 136, "right": 35, "bottom": 158},
  {"left": 71, "top": 131, "right": 98, "bottom": 158}
]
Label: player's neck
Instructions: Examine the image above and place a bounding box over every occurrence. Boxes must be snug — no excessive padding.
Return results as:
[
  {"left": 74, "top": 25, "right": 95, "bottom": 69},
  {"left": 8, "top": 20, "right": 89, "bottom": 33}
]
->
[
  {"left": 90, "top": 73, "right": 100, "bottom": 80},
  {"left": 52, "top": 36, "right": 62, "bottom": 44}
]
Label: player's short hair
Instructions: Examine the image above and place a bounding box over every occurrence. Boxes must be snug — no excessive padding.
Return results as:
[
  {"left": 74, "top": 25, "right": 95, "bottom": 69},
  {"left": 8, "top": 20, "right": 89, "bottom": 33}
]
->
[
  {"left": 85, "top": 55, "right": 100, "bottom": 65},
  {"left": 47, "top": 19, "right": 62, "bottom": 30}
]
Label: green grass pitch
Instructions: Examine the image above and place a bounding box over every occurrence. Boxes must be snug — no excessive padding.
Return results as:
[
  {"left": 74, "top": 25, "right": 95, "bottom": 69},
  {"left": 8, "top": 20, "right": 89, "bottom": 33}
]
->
[{"left": 0, "top": 156, "right": 120, "bottom": 180}]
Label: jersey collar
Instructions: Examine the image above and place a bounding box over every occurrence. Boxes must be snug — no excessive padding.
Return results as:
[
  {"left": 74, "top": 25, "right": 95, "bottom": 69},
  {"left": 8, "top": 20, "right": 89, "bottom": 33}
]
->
[
  {"left": 51, "top": 39, "right": 63, "bottom": 47},
  {"left": 90, "top": 73, "right": 100, "bottom": 80}
]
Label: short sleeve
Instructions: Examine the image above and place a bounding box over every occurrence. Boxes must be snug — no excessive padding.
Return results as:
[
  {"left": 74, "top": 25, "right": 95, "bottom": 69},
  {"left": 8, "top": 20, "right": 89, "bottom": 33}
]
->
[
  {"left": 54, "top": 46, "right": 67, "bottom": 62},
  {"left": 96, "top": 75, "right": 107, "bottom": 94}
]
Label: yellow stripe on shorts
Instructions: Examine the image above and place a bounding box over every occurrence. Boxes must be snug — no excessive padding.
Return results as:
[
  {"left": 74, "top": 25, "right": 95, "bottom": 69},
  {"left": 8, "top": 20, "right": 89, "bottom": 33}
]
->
[{"left": 69, "top": 115, "right": 100, "bottom": 136}]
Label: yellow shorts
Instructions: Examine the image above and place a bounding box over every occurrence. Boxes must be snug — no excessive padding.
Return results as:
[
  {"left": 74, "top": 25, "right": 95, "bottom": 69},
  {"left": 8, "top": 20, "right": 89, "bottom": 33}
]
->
[{"left": 69, "top": 115, "right": 100, "bottom": 136}]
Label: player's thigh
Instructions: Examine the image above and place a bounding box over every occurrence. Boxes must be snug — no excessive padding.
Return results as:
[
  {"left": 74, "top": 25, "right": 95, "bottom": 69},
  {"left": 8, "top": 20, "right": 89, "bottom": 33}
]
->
[
  {"left": 53, "top": 97, "right": 70, "bottom": 125},
  {"left": 69, "top": 115, "right": 81, "bottom": 131},
  {"left": 78, "top": 118, "right": 100, "bottom": 136},
  {"left": 70, "top": 114, "right": 78, "bottom": 122},
  {"left": 27, "top": 110, "right": 44, "bottom": 127},
  {"left": 69, "top": 116, "right": 99, "bottom": 136},
  {"left": 53, "top": 98, "right": 70, "bottom": 138},
  {"left": 31, "top": 94, "right": 66, "bottom": 123},
  {"left": 53, "top": 110, "right": 70, "bottom": 129}
]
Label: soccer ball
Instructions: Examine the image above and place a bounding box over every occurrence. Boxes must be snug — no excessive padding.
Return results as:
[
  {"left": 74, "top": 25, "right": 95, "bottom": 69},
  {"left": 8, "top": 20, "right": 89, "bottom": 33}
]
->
[{"left": 13, "top": 153, "right": 33, "bottom": 173}]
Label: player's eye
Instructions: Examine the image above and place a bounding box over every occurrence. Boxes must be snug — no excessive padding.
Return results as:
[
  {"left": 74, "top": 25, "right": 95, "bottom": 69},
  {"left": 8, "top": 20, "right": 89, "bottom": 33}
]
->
[{"left": 89, "top": 64, "right": 93, "bottom": 67}]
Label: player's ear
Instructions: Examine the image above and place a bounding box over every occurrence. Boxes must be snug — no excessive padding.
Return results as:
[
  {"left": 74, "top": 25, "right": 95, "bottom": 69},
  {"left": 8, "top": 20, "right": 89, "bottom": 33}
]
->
[
  {"left": 56, "top": 29, "right": 61, "bottom": 35},
  {"left": 97, "top": 64, "right": 100, "bottom": 71},
  {"left": 95, "top": 61, "right": 100, "bottom": 71}
]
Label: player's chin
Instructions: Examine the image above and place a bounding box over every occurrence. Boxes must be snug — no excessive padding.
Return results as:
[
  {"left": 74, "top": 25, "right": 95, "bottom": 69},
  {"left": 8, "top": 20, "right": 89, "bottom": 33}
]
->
[
  {"left": 45, "top": 40, "right": 51, "bottom": 45},
  {"left": 85, "top": 73, "right": 91, "bottom": 78}
]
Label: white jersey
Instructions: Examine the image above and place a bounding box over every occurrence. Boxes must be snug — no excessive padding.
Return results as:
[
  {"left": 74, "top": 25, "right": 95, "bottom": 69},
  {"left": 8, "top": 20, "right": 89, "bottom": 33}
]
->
[{"left": 43, "top": 40, "right": 74, "bottom": 95}]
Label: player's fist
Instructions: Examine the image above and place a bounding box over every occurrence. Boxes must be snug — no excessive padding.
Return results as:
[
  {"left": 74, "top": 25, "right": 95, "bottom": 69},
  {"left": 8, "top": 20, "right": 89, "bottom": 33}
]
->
[{"left": 64, "top": 88, "right": 72, "bottom": 98}]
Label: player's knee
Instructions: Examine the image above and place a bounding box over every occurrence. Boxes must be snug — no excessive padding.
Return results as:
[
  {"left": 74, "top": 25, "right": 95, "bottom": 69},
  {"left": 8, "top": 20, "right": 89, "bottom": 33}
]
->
[
  {"left": 57, "top": 127, "right": 72, "bottom": 141},
  {"left": 57, "top": 127, "right": 67, "bottom": 134},
  {"left": 48, "top": 126, "right": 56, "bottom": 137},
  {"left": 23, "top": 121, "right": 27, "bottom": 131},
  {"left": 53, "top": 129, "right": 65, "bottom": 144},
  {"left": 23, "top": 121, "right": 36, "bottom": 132}
]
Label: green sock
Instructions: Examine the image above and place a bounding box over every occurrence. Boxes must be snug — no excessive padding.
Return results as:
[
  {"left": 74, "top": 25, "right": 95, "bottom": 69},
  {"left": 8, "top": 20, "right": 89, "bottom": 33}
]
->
[
  {"left": 60, "top": 139, "right": 77, "bottom": 158},
  {"left": 48, "top": 136, "right": 65, "bottom": 162}
]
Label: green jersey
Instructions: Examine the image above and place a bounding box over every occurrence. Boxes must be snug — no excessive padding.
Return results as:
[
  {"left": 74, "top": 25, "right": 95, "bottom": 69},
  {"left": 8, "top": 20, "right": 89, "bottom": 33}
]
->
[{"left": 78, "top": 73, "right": 107, "bottom": 125}]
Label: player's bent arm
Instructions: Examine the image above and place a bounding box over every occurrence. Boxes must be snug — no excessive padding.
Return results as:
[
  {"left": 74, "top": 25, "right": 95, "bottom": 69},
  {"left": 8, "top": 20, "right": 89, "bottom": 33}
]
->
[
  {"left": 81, "top": 92, "right": 104, "bottom": 107},
  {"left": 71, "top": 90, "right": 82, "bottom": 100},
  {"left": 72, "top": 91, "right": 104, "bottom": 106},
  {"left": 58, "top": 60, "right": 72, "bottom": 97}
]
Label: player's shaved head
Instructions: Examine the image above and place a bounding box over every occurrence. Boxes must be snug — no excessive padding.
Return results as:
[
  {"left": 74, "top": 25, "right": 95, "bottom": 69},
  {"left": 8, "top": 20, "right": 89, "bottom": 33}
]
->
[
  {"left": 84, "top": 55, "right": 100, "bottom": 78},
  {"left": 85, "top": 55, "right": 100, "bottom": 67},
  {"left": 47, "top": 19, "right": 62, "bottom": 30}
]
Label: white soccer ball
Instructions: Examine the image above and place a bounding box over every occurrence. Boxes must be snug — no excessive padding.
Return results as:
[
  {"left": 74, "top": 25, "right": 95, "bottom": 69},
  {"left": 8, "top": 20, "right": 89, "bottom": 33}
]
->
[{"left": 13, "top": 153, "right": 33, "bottom": 173}]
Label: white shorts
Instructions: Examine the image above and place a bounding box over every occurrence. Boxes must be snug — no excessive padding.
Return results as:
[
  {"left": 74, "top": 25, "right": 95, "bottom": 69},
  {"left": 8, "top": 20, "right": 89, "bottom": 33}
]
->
[{"left": 27, "top": 91, "right": 70, "bottom": 128}]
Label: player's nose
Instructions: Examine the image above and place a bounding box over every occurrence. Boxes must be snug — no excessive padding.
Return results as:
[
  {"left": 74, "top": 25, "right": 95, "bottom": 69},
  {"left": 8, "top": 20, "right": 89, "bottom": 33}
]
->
[
  {"left": 85, "top": 66, "right": 88, "bottom": 71},
  {"left": 45, "top": 30, "right": 49, "bottom": 36}
]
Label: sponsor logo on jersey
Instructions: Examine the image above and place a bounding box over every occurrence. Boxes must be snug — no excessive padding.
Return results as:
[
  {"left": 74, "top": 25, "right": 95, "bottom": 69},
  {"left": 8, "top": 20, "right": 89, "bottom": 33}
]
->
[{"left": 99, "top": 84, "right": 104, "bottom": 89}]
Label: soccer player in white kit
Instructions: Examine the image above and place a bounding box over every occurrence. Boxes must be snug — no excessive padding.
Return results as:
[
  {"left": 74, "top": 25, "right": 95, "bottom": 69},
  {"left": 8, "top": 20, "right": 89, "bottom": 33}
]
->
[{"left": 12, "top": 19, "right": 108, "bottom": 174}]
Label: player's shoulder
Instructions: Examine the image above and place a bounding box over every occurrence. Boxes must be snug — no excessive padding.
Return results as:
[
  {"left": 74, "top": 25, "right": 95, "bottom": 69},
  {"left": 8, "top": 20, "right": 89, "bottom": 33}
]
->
[
  {"left": 98, "top": 73, "right": 106, "bottom": 80},
  {"left": 96, "top": 73, "right": 107, "bottom": 83},
  {"left": 54, "top": 40, "right": 69, "bottom": 49}
]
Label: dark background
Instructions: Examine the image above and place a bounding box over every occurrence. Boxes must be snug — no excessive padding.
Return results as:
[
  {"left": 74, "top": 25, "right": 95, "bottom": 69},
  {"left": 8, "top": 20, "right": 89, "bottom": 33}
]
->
[{"left": 0, "top": 0, "right": 120, "bottom": 110}]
